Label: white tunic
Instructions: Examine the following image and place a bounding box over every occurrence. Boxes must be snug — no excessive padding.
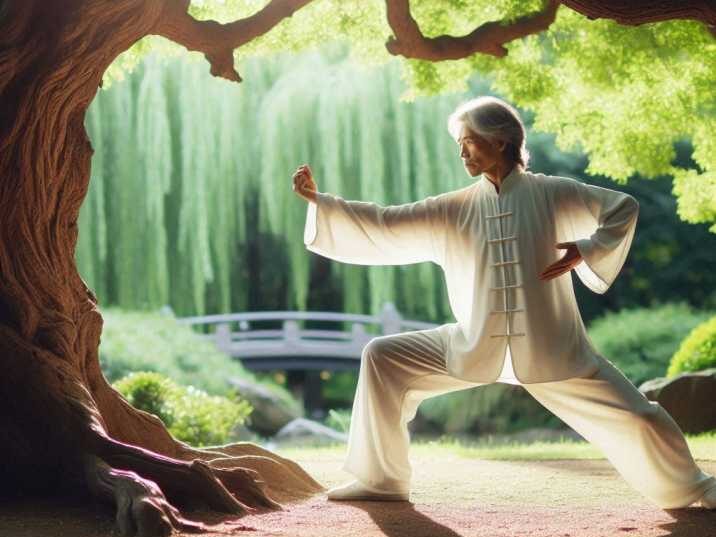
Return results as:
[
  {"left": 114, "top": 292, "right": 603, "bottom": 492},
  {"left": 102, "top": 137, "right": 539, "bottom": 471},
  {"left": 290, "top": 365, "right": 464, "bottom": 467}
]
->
[{"left": 303, "top": 166, "right": 639, "bottom": 384}]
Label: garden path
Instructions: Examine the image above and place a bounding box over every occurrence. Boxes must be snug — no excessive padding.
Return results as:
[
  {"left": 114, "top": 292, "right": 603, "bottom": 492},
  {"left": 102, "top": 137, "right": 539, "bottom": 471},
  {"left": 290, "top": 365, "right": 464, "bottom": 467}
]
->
[{"left": 2, "top": 448, "right": 714, "bottom": 536}]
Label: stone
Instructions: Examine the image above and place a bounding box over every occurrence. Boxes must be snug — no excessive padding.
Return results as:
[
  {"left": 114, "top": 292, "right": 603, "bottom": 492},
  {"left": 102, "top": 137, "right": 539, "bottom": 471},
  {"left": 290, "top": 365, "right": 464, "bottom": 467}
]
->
[
  {"left": 230, "top": 421, "right": 263, "bottom": 443},
  {"left": 407, "top": 408, "right": 445, "bottom": 436},
  {"left": 273, "top": 418, "right": 347, "bottom": 446},
  {"left": 638, "top": 368, "right": 716, "bottom": 434},
  {"left": 228, "top": 377, "right": 302, "bottom": 437}
]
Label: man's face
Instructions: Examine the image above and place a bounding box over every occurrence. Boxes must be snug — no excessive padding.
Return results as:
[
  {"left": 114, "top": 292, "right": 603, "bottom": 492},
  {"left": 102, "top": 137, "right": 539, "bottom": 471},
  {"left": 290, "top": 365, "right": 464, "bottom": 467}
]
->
[{"left": 457, "top": 123, "right": 505, "bottom": 177}]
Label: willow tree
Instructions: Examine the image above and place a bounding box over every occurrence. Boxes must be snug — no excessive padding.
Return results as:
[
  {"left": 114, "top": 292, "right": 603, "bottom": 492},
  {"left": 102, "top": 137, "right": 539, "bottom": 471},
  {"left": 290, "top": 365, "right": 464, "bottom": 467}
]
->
[
  {"left": 2, "top": 0, "right": 716, "bottom": 535},
  {"left": 78, "top": 49, "right": 471, "bottom": 320}
]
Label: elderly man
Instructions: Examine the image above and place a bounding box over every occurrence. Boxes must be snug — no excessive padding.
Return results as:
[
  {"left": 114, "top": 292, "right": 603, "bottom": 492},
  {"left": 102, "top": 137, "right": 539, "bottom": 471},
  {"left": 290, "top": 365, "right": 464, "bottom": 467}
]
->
[{"left": 291, "top": 96, "right": 716, "bottom": 509}]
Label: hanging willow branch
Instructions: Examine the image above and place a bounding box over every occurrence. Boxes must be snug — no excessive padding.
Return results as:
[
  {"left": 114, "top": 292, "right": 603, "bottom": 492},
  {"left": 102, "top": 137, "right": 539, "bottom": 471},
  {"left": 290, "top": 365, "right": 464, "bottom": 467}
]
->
[{"left": 79, "top": 48, "right": 468, "bottom": 321}]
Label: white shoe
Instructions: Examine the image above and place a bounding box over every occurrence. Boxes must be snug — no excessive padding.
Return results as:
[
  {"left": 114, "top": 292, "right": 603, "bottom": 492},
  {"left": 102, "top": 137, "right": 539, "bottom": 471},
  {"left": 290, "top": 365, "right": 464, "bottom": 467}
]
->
[
  {"left": 326, "top": 480, "right": 410, "bottom": 502},
  {"left": 699, "top": 484, "right": 716, "bottom": 509}
]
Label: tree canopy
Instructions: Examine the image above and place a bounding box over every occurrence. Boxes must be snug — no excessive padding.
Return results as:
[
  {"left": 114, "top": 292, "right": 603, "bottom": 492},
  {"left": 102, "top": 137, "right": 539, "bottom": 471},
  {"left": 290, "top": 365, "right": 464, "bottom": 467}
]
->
[
  {"left": 110, "top": 0, "right": 716, "bottom": 231},
  {"left": 80, "top": 45, "right": 716, "bottom": 320}
]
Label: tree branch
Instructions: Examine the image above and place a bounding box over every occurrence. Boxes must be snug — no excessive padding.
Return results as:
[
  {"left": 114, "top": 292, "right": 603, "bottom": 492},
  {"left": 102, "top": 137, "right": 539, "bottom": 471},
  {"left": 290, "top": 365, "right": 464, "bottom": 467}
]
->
[
  {"left": 385, "top": 0, "right": 560, "bottom": 60},
  {"left": 154, "top": 0, "right": 315, "bottom": 82},
  {"left": 561, "top": 1, "right": 716, "bottom": 27}
]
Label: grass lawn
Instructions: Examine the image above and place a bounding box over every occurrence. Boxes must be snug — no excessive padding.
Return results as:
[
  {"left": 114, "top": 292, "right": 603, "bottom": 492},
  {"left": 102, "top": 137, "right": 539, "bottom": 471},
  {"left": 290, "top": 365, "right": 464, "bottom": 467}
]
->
[{"left": 275, "top": 430, "right": 716, "bottom": 461}]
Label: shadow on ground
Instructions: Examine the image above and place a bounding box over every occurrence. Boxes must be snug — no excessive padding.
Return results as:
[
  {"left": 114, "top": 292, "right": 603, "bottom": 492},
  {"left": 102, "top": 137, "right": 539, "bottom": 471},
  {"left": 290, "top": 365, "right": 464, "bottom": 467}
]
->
[
  {"left": 350, "top": 501, "right": 465, "bottom": 537},
  {"left": 1, "top": 455, "right": 715, "bottom": 537}
]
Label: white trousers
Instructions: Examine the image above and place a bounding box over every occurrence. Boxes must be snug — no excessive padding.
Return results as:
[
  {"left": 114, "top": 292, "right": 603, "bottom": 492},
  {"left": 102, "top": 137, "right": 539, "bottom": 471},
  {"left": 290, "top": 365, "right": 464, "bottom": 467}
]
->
[{"left": 342, "top": 327, "right": 716, "bottom": 509}]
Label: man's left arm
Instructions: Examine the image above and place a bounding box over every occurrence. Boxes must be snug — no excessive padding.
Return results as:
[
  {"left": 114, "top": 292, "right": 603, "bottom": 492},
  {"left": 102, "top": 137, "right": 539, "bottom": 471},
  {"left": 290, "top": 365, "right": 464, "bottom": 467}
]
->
[{"left": 548, "top": 177, "right": 640, "bottom": 294}]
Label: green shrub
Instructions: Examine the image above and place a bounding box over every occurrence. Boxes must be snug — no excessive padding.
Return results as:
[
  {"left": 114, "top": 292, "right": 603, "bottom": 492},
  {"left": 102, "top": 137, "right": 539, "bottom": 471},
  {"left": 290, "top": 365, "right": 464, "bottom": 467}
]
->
[
  {"left": 323, "top": 381, "right": 547, "bottom": 437},
  {"left": 114, "top": 371, "right": 176, "bottom": 426},
  {"left": 586, "top": 303, "right": 713, "bottom": 386},
  {"left": 667, "top": 315, "right": 716, "bottom": 376},
  {"left": 417, "top": 383, "right": 561, "bottom": 435},
  {"left": 98, "top": 307, "right": 301, "bottom": 416},
  {"left": 114, "top": 371, "right": 252, "bottom": 446}
]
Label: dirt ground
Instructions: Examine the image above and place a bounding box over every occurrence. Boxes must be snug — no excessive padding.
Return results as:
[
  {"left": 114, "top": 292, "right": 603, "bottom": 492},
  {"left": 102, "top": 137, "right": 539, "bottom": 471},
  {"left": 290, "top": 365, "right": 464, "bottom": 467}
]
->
[{"left": 1, "top": 450, "right": 714, "bottom": 537}]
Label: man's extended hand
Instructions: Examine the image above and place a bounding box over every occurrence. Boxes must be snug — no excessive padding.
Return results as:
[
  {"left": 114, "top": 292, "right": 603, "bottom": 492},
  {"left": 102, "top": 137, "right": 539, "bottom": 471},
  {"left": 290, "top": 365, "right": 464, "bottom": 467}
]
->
[
  {"left": 539, "top": 242, "right": 583, "bottom": 281},
  {"left": 292, "top": 164, "right": 318, "bottom": 203}
]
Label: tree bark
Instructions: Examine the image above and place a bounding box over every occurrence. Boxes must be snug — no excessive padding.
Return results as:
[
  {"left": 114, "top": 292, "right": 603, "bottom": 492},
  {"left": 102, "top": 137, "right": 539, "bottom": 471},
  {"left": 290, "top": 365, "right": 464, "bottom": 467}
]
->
[
  {"left": 0, "top": 1, "right": 321, "bottom": 535},
  {"left": 385, "top": 0, "right": 560, "bottom": 60},
  {"left": 562, "top": 1, "right": 716, "bottom": 27}
]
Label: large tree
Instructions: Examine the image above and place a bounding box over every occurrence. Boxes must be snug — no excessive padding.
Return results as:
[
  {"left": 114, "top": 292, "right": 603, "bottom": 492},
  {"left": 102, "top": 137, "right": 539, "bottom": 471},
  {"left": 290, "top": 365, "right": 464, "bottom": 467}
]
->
[{"left": 1, "top": 1, "right": 714, "bottom": 536}]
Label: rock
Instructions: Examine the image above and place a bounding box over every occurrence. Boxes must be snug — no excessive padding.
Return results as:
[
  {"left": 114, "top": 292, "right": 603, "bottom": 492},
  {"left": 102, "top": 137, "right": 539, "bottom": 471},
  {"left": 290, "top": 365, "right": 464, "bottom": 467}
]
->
[
  {"left": 230, "top": 421, "right": 263, "bottom": 443},
  {"left": 638, "top": 368, "right": 716, "bottom": 434},
  {"left": 273, "top": 418, "right": 347, "bottom": 446},
  {"left": 408, "top": 408, "right": 446, "bottom": 436},
  {"left": 228, "top": 377, "right": 302, "bottom": 437}
]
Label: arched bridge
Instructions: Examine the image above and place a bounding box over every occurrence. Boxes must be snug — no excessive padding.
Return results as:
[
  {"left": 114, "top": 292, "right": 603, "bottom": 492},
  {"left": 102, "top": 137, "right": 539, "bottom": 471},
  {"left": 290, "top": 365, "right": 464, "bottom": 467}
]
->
[{"left": 178, "top": 302, "right": 439, "bottom": 372}]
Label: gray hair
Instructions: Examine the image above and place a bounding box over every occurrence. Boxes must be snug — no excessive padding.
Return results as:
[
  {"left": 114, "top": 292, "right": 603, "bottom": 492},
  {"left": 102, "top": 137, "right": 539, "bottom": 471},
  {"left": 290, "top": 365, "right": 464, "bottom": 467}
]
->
[{"left": 447, "top": 96, "right": 530, "bottom": 168}]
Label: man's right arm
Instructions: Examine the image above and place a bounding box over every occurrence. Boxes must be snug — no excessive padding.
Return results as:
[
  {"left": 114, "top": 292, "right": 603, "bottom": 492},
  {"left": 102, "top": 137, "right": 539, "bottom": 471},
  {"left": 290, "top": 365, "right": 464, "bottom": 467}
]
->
[{"left": 303, "top": 192, "right": 446, "bottom": 266}]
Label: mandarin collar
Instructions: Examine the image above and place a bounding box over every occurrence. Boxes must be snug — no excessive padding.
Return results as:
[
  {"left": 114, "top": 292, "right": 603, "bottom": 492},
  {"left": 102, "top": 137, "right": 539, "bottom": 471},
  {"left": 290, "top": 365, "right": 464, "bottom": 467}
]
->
[{"left": 479, "top": 165, "right": 523, "bottom": 197}]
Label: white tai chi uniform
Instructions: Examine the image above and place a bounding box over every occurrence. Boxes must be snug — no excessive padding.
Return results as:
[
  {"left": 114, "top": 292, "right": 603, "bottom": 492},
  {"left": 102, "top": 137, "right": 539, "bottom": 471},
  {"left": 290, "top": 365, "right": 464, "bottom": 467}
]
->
[{"left": 302, "top": 166, "right": 716, "bottom": 508}]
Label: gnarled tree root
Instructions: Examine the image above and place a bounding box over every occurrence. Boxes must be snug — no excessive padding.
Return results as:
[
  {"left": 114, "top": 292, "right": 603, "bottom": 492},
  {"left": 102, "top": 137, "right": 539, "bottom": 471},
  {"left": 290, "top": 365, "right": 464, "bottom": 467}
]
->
[
  {"left": 84, "top": 455, "right": 207, "bottom": 537},
  {"left": 96, "top": 435, "right": 276, "bottom": 512},
  {"left": 95, "top": 381, "right": 326, "bottom": 502},
  {"left": 181, "top": 442, "right": 326, "bottom": 503},
  {"left": 83, "top": 432, "right": 323, "bottom": 537}
]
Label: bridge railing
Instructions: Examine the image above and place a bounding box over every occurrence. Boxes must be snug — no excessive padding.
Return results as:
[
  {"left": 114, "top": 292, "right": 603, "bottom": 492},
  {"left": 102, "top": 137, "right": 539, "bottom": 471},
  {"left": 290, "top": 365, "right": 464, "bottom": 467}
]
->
[{"left": 177, "top": 302, "right": 440, "bottom": 360}]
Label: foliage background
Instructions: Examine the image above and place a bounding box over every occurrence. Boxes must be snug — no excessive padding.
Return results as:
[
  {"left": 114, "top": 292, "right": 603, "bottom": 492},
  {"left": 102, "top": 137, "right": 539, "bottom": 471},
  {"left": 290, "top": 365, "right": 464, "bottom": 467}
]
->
[
  {"left": 587, "top": 303, "right": 714, "bottom": 385},
  {"left": 80, "top": 44, "right": 716, "bottom": 324},
  {"left": 99, "top": 308, "right": 301, "bottom": 414},
  {"left": 106, "top": 1, "right": 716, "bottom": 233},
  {"left": 85, "top": 2, "right": 716, "bottom": 436}
]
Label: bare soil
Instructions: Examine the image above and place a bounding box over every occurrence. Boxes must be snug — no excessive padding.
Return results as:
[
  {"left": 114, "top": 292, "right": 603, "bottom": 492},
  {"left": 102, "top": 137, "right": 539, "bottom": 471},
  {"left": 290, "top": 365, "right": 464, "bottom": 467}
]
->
[{"left": 1, "top": 450, "right": 714, "bottom": 537}]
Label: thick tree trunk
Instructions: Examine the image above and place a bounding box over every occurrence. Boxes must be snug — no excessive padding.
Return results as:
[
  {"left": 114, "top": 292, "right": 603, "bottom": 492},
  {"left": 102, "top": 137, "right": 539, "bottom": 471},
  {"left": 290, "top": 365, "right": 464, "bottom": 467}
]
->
[{"left": 0, "top": 1, "right": 321, "bottom": 535}]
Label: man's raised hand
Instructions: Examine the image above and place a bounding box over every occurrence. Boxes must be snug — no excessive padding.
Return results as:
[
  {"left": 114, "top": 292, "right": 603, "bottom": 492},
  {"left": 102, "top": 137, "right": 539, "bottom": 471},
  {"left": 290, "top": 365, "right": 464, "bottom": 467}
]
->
[
  {"left": 539, "top": 242, "right": 583, "bottom": 281},
  {"left": 292, "top": 164, "right": 318, "bottom": 203}
]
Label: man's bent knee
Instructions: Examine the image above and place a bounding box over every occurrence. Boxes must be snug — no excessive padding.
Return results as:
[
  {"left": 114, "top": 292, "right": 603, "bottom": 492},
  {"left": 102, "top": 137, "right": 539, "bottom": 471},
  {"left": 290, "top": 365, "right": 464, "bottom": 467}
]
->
[{"left": 362, "top": 336, "right": 395, "bottom": 361}]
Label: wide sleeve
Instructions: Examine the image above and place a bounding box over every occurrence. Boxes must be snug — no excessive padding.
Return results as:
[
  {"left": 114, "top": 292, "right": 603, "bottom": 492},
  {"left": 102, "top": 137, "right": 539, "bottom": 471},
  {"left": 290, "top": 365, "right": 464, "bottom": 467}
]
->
[
  {"left": 552, "top": 177, "right": 639, "bottom": 294},
  {"left": 303, "top": 191, "right": 446, "bottom": 266}
]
